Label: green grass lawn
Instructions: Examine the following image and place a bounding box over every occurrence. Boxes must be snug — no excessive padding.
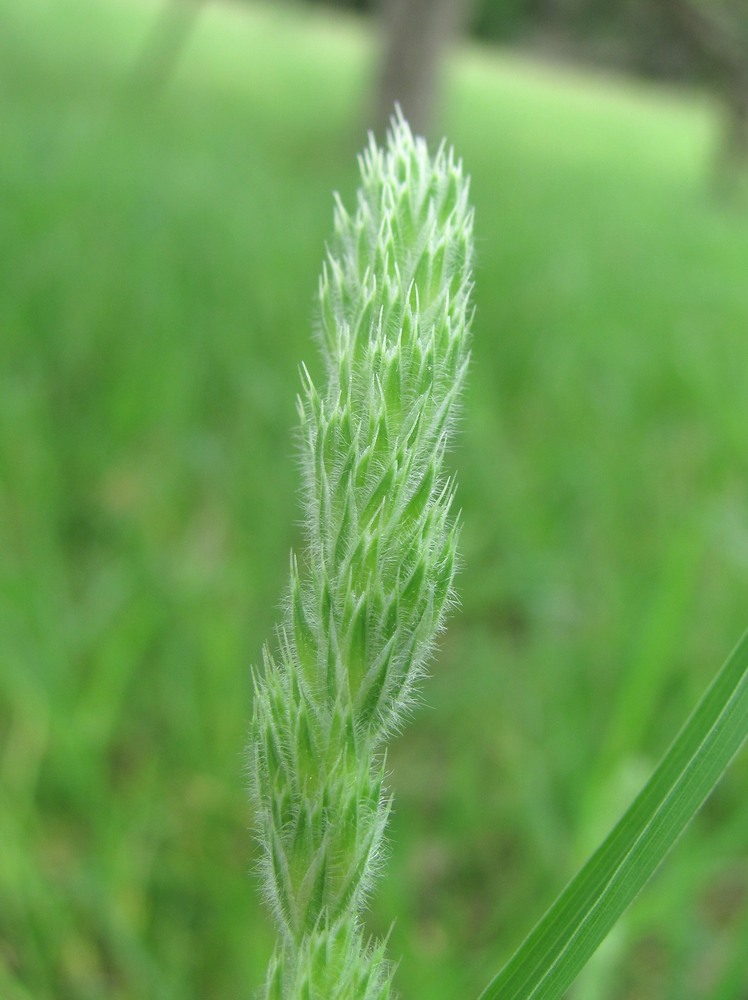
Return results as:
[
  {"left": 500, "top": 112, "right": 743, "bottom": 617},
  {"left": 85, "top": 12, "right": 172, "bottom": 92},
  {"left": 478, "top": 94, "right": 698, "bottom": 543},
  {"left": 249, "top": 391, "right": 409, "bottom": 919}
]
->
[{"left": 1, "top": 1, "right": 747, "bottom": 997}]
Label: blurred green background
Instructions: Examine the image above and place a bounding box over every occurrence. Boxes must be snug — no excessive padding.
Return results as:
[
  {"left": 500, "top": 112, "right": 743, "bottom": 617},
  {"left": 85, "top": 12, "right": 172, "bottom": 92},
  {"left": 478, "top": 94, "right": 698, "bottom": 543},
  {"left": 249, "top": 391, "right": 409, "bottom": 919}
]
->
[{"left": 1, "top": 1, "right": 747, "bottom": 998}]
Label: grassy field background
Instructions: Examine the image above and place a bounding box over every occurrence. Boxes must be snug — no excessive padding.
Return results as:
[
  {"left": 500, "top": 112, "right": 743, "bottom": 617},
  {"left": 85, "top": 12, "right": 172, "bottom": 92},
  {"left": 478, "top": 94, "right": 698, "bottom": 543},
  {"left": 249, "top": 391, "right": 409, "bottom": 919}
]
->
[{"left": 1, "top": 1, "right": 747, "bottom": 997}]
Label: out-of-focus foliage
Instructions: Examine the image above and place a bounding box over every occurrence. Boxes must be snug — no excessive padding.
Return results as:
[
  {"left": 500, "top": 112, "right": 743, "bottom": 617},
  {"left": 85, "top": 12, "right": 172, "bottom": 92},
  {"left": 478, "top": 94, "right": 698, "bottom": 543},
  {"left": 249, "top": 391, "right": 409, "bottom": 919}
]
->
[{"left": 304, "top": 0, "right": 748, "bottom": 84}]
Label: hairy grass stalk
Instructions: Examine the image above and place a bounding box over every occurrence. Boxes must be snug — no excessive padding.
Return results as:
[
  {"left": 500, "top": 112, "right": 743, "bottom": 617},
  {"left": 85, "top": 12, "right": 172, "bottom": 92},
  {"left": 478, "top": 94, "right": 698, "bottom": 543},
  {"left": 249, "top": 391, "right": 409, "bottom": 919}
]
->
[{"left": 247, "top": 110, "right": 474, "bottom": 997}]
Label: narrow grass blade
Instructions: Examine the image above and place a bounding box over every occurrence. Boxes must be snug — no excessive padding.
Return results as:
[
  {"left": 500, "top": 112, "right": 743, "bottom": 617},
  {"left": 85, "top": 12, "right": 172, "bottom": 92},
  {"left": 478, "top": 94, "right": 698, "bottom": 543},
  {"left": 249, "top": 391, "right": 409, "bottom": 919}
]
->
[{"left": 478, "top": 629, "right": 748, "bottom": 1000}]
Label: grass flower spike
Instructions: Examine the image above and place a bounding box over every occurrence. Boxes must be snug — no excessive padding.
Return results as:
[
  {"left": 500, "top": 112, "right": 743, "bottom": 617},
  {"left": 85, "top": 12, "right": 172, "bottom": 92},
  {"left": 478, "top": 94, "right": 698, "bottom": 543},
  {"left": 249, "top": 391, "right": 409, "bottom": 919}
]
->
[{"left": 248, "top": 110, "right": 474, "bottom": 998}]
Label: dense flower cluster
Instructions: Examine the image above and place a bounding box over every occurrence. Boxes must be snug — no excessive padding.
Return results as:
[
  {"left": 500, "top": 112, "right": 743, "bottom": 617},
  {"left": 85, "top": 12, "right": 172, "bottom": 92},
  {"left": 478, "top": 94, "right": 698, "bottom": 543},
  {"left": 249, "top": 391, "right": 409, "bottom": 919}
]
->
[{"left": 249, "top": 110, "right": 474, "bottom": 998}]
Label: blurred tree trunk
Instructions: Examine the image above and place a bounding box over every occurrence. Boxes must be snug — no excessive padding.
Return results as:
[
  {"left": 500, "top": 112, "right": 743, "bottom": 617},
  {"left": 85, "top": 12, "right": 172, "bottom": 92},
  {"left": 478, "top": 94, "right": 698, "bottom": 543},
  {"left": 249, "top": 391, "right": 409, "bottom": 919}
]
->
[
  {"left": 658, "top": 0, "right": 748, "bottom": 196},
  {"left": 373, "top": 0, "right": 474, "bottom": 139},
  {"left": 129, "top": 0, "right": 206, "bottom": 97}
]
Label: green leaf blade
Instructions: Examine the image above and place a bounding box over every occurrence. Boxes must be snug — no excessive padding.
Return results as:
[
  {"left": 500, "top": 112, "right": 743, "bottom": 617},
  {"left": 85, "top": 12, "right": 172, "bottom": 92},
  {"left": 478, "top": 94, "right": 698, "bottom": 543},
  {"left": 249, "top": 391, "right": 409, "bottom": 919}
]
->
[{"left": 478, "top": 629, "right": 748, "bottom": 1000}]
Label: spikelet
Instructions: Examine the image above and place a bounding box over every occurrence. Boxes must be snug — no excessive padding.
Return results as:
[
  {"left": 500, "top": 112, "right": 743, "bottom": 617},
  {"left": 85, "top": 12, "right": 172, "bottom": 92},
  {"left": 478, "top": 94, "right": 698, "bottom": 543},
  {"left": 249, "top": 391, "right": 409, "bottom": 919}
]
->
[{"left": 248, "top": 109, "right": 474, "bottom": 998}]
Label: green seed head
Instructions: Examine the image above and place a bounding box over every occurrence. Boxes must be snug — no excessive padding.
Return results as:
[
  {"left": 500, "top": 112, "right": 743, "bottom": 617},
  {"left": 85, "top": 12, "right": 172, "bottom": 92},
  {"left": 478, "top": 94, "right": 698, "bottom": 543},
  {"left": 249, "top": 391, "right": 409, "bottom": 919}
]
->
[{"left": 249, "top": 108, "right": 474, "bottom": 997}]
